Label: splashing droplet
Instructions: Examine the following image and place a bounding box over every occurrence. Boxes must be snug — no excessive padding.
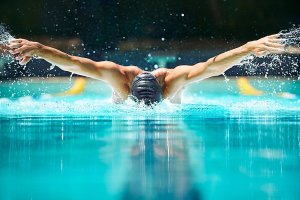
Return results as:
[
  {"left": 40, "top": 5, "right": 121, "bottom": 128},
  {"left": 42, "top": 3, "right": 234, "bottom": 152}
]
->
[
  {"left": 69, "top": 72, "right": 74, "bottom": 82},
  {"left": 0, "top": 24, "right": 15, "bottom": 45},
  {"left": 49, "top": 64, "right": 56, "bottom": 70}
]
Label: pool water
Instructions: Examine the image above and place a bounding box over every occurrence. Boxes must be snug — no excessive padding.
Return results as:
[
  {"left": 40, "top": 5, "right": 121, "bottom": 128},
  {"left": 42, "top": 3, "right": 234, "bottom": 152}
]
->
[{"left": 0, "top": 78, "right": 300, "bottom": 200}]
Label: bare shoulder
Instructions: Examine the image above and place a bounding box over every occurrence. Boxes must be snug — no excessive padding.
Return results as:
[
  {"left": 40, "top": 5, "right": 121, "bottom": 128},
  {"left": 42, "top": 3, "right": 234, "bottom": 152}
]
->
[
  {"left": 124, "top": 65, "right": 143, "bottom": 73},
  {"left": 152, "top": 68, "right": 169, "bottom": 84},
  {"left": 124, "top": 65, "right": 142, "bottom": 74},
  {"left": 95, "top": 62, "right": 141, "bottom": 75},
  {"left": 169, "top": 65, "right": 193, "bottom": 75},
  {"left": 95, "top": 61, "right": 120, "bottom": 69},
  {"left": 122, "top": 65, "right": 143, "bottom": 82},
  {"left": 152, "top": 67, "right": 168, "bottom": 75},
  {"left": 163, "top": 65, "right": 193, "bottom": 82}
]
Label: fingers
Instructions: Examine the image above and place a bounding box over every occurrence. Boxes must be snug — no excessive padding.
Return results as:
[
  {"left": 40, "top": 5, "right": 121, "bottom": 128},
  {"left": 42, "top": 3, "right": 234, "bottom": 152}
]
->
[
  {"left": 257, "top": 36, "right": 285, "bottom": 54},
  {"left": 10, "top": 39, "right": 27, "bottom": 44},
  {"left": 0, "top": 44, "right": 11, "bottom": 51},
  {"left": 19, "top": 56, "right": 31, "bottom": 65},
  {"left": 264, "top": 46, "right": 285, "bottom": 53},
  {"left": 4, "top": 38, "right": 33, "bottom": 65},
  {"left": 9, "top": 39, "right": 27, "bottom": 51},
  {"left": 8, "top": 43, "right": 23, "bottom": 49},
  {"left": 12, "top": 46, "right": 28, "bottom": 55},
  {"left": 269, "top": 38, "right": 284, "bottom": 43},
  {"left": 267, "top": 34, "right": 280, "bottom": 39},
  {"left": 13, "top": 53, "right": 31, "bottom": 65},
  {"left": 15, "top": 54, "right": 23, "bottom": 60},
  {"left": 255, "top": 51, "right": 268, "bottom": 57},
  {"left": 265, "top": 41, "right": 284, "bottom": 48}
]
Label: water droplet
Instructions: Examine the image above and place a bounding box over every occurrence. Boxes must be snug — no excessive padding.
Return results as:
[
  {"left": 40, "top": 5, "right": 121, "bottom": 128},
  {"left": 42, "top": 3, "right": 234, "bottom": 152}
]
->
[
  {"left": 69, "top": 73, "right": 74, "bottom": 82},
  {"left": 49, "top": 64, "right": 56, "bottom": 70}
]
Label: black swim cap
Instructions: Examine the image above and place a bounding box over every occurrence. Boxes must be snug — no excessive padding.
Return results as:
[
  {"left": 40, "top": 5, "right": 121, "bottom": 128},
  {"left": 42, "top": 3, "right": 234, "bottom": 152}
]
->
[{"left": 131, "top": 72, "right": 162, "bottom": 105}]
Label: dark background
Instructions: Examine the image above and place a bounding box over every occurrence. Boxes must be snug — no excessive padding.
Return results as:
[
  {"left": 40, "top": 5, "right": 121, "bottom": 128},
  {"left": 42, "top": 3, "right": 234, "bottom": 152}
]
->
[
  {"left": 1, "top": 0, "right": 299, "bottom": 45},
  {"left": 0, "top": 0, "right": 299, "bottom": 77}
]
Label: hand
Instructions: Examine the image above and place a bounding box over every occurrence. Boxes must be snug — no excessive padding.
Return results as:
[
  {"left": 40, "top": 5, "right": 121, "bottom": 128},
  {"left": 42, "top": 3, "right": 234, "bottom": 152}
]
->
[
  {"left": 8, "top": 39, "right": 42, "bottom": 65},
  {"left": 246, "top": 34, "right": 285, "bottom": 57},
  {"left": 0, "top": 44, "right": 11, "bottom": 52}
]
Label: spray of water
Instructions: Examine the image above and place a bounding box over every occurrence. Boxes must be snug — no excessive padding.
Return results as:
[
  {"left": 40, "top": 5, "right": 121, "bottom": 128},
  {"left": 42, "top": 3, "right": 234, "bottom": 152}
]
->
[
  {"left": 0, "top": 24, "right": 16, "bottom": 79},
  {"left": 280, "top": 27, "right": 300, "bottom": 47},
  {"left": 238, "top": 26, "right": 300, "bottom": 94},
  {"left": 241, "top": 26, "right": 300, "bottom": 75},
  {"left": 0, "top": 24, "right": 57, "bottom": 87},
  {"left": 0, "top": 24, "right": 15, "bottom": 45}
]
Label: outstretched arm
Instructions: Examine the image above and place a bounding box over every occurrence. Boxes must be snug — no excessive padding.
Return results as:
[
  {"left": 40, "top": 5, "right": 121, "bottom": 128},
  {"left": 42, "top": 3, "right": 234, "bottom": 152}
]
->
[
  {"left": 8, "top": 39, "right": 124, "bottom": 81},
  {"left": 167, "top": 34, "right": 285, "bottom": 86}
]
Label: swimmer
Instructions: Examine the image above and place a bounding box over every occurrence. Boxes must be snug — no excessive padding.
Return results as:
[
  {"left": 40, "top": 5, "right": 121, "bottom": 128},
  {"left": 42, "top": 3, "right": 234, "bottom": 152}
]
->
[{"left": 6, "top": 34, "right": 297, "bottom": 105}]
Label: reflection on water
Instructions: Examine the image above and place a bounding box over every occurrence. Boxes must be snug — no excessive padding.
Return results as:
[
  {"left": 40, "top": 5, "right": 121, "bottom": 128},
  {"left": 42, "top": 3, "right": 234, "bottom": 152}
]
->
[
  {"left": 186, "top": 117, "right": 300, "bottom": 200},
  {"left": 0, "top": 114, "right": 300, "bottom": 200},
  {"left": 121, "top": 119, "right": 200, "bottom": 200}
]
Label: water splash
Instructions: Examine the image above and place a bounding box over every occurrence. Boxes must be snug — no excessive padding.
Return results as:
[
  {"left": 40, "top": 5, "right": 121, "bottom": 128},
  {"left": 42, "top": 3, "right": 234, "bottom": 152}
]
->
[
  {"left": 279, "top": 26, "right": 300, "bottom": 47},
  {"left": 49, "top": 64, "right": 56, "bottom": 70},
  {"left": 239, "top": 26, "right": 300, "bottom": 94},
  {"left": 241, "top": 26, "right": 299, "bottom": 72},
  {"left": 0, "top": 24, "right": 16, "bottom": 79},
  {"left": 69, "top": 72, "right": 74, "bottom": 81},
  {"left": 0, "top": 24, "right": 15, "bottom": 45}
]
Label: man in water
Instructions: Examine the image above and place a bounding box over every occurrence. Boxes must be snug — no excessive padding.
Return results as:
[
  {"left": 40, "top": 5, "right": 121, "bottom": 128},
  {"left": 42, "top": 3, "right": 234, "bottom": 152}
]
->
[{"left": 7, "top": 34, "right": 288, "bottom": 104}]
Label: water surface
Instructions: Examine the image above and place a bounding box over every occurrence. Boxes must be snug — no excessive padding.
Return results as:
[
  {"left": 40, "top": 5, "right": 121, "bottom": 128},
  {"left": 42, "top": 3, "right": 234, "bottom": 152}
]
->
[{"left": 0, "top": 78, "right": 299, "bottom": 200}]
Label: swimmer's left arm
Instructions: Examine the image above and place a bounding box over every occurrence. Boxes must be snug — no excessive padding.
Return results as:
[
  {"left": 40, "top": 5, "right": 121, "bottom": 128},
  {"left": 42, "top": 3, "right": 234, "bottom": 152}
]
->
[{"left": 170, "top": 34, "right": 285, "bottom": 85}]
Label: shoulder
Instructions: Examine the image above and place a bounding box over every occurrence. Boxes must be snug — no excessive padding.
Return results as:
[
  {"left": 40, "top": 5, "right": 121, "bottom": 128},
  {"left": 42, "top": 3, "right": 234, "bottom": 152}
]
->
[
  {"left": 152, "top": 68, "right": 169, "bottom": 84},
  {"left": 122, "top": 65, "right": 143, "bottom": 81},
  {"left": 163, "top": 65, "right": 192, "bottom": 83},
  {"left": 152, "top": 68, "right": 169, "bottom": 78},
  {"left": 94, "top": 61, "right": 121, "bottom": 71}
]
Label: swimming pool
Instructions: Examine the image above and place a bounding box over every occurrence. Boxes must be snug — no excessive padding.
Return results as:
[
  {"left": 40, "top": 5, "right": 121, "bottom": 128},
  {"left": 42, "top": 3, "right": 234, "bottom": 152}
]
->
[{"left": 0, "top": 77, "right": 300, "bottom": 200}]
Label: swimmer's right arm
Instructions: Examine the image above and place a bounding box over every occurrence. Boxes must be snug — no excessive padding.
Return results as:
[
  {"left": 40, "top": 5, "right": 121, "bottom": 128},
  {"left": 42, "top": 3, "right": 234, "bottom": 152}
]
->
[{"left": 7, "top": 39, "right": 123, "bottom": 81}]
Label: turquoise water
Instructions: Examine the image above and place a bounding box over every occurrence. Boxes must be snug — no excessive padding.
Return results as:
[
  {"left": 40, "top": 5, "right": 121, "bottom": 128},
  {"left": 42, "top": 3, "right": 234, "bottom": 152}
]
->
[{"left": 0, "top": 78, "right": 300, "bottom": 200}]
